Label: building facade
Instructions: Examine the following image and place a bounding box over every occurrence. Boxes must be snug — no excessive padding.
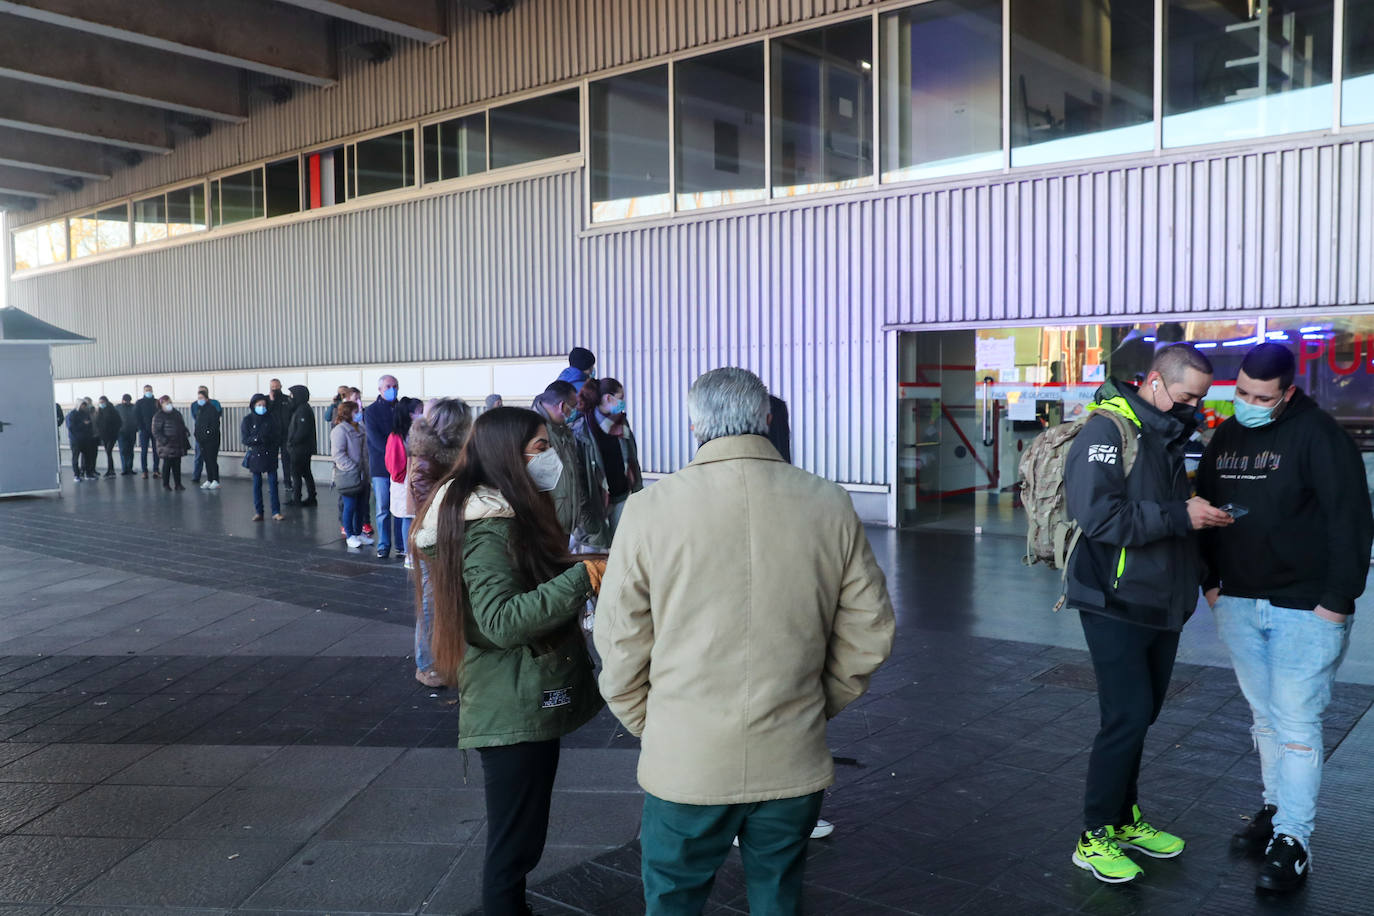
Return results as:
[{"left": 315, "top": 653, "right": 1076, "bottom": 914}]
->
[{"left": 7, "top": 0, "right": 1374, "bottom": 527}]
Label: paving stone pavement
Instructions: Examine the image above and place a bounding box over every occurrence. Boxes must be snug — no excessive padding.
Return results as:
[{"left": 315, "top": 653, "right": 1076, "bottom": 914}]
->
[{"left": 2, "top": 477, "right": 1374, "bottom": 914}]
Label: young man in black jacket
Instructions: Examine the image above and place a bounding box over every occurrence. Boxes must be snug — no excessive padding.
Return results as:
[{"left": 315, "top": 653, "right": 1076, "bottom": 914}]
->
[
  {"left": 1197, "top": 343, "right": 1373, "bottom": 893},
  {"left": 1064, "top": 343, "right": 1234, "bottom": 883}
]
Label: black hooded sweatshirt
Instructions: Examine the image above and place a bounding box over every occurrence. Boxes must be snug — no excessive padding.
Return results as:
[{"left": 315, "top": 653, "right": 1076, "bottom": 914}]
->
[
  {"left": 286, "top": 385, "right": 316, "bottom": 456},
  {"left": 1198, "top": 390, "right": 1373, "bottom": 615}
]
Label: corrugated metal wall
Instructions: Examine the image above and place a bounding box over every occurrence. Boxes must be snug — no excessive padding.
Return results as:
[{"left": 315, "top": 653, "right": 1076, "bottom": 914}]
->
[
  {"left": 16, "top": 0, "right": 881, "bottom": 226},
  {"left": 11, "top": 134, "right": 1374, "bottom": 487}
]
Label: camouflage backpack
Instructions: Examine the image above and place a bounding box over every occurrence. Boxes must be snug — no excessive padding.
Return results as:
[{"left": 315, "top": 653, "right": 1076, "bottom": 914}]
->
[{"left": 1018, "top": 408, "right": 1139, "bottom": 609}]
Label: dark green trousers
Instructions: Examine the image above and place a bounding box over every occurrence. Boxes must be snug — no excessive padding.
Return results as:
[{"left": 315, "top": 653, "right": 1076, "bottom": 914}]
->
[{"left": 640, "top": 790, "right": 824, "bottom": 915}]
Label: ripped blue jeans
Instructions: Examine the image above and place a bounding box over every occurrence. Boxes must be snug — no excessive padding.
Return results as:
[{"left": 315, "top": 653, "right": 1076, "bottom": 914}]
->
[{"left": 1213, "top": 597, "right": 1352, "bottom": 849}]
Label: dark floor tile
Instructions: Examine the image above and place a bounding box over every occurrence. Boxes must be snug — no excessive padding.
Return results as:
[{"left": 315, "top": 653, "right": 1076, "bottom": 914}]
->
[
  {"left": 160, "top": 785, "right": 358, "bottom": 841},
  {"left": 0, "top": 782, "right": 86, "bottom": 832},
  {"left": 0, "top": 834, "right": 143, "bottom": 904},
  {"left": 318, "top": 786, "right": 485, "bottom": 844},
  {"left": 64, "top": 837, "right": 300, "bottom": 909},
  {"left": 242, "top": 840, "right": 460, "bottom": 912},
  {"left": 17, "top": 784, "right": 218, "bottom": 838},
  {"left": 0, "top": 743, "right": 158, "bottom": 784},
  {"left": 104, "top": 744, "right": 281, "bottom": 787}
]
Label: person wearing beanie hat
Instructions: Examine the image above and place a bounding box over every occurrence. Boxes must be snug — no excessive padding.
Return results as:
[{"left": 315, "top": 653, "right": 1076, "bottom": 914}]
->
[{"left": 558, "top": 347, "right": 597, "bottom": 388}]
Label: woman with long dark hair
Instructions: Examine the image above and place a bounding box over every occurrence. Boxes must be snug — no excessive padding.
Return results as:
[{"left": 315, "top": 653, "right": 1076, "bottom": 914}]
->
[
  {"left": 413, "top": 407, "right": 606, "bottom": 914},
  {"left": 570, "top": 377, "right": 643, "bottom": 541}
]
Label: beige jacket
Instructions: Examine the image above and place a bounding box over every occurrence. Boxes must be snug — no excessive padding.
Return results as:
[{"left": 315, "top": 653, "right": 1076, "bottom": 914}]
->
[{"left": 594, "top": 434, "right": 895, "bottom": 806}]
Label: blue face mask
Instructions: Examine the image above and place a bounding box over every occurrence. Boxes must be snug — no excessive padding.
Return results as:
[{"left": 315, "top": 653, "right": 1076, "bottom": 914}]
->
[
  {"left": 254, "top": 405, "right": 267, "bottom": 416},
  {"left": 196, "top": 398, "right": 207, "bottom": 407},
  {"left": 565, "top": 408, "right": 580, "bottom": 424},
  {"left": 381, "top": 387, "right": 397, "bottom": 402},
  {"left": 143, "top": 391, "right": 153, "bottom": 398},
  {"left": 609, "top": 400, "right": 626, "bottom": 416},
  {"left": 1234, "top": 396, "right": 1279, "bottom": 429}
]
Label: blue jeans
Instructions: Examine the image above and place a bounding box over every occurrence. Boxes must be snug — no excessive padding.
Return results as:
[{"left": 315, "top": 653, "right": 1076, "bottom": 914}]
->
[
  {"left": 138, "top": 429, "right": 160, "bottom": 473},
  {"left": 397, "top": 517, "right": 412, "bottom": 556},
  {"left": 640, "top": 791, "right": 823, "bottom": 915},
  {"left": 371, "top": 476, "right": 393, "bottom": 552},
  {"left": 1213, "top": 597, "right": 1353, "bottom": 848},
  {"left": 415, "top": 567, "right": 434, "bottom": 671},
  {"left": 252, "top": 470, "right": 280, "bottom": 516},
  {"left": 340, "top": 493, "right": 362, "bottom": 536}
]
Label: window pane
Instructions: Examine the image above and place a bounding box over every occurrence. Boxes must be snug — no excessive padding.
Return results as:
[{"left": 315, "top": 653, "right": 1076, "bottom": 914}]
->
[
  {"left": 489, "top": 88, "right": 580, "bottom": 169},
  {"left": 70, "top": 214, "right": 100, "bottom": 258},
  {"left": 676, "top": 44, "right": 766, "bottom": 211},
  {"left": 354, "top": 129, "right": 415, "bottom": 197},
  {"left": 1010, "top": 0, "right": 1154, "bottom": 166},
  {"left": 214, "top": 169, "right": 264, "bottom": 226},
  {"left": 303, "top": 146, "right": 347, "bottom": 209},
  {"left": 424, "top": 114, "right": 487, "bottom": 183},
  {"left": 771, "top": 21, "right": 874, "bottom": 197},
  {"left": 265, "top": 157, "right": 301, "bottom": 218},
  {"left": 590, "top": 66, "right": 671, "bottom": 221},
  {"left": 42, "top": 220, "right": 67, "bottom": 264},
  {"left": 12, "top": 227, "right": 38, "bottom": 271},
  {"left": 95, "top": 205, "right": 129, "bottom": 251},
  {"left": 133, "top": 195, "right": 167, "bottom": 244},
  {"left": 881, "top": 0, "right": 1002, "bottom": 182},
  {"left": 1165, "top": 0, "right": 1333, "bottom": 146},
  {"left": 1345, "top": 0, "right": 1374, "bottom": 124},
  {"left": 166, "top": 184, "right": 206, "bottom": 236}
]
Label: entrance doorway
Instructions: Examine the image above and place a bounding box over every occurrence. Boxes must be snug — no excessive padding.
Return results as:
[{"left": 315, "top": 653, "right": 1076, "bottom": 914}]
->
[{"left": 895, "top": 318, "right": 1264, "bottom": 534}]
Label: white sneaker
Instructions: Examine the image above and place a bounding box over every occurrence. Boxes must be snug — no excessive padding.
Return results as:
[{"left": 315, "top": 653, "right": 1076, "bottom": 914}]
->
[
  {"left": 403, "top": 556, "right": 414, "bottom": 570},
  {"left": 208, "top": 481, "right": 220, "bottom": 490},
  {"left": 200, "top": 481, "right": 211, "bottom": 489},
  {"left": 358, "top": 535, "right": 375, "bottom": 545},
  {"left": 346, "top": 536, "right": 362, "bottom": 549}
]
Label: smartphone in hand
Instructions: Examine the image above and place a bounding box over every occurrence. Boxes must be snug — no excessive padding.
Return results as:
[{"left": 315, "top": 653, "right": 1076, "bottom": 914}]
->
[{"left": 1218, "top": 503, "right": 1249, "bottom": 520}]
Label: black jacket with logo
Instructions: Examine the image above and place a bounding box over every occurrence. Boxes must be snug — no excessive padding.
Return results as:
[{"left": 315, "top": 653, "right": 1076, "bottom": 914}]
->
[
  {"left": 1064, "top": 378, "right": 1200, "bottom": 631},
  {"left": 1198, "top": 390, "right": 1372, "bottom": 615}
]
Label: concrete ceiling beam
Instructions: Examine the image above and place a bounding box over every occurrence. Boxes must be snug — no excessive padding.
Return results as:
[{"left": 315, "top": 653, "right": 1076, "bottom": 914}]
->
[
  {"left": 0, "top": 0, "right": 337, "bottom": 87},
  {"left": 275, "top": 0, "right": 446, "bottom": 45},
  {"left": 0, "top": 191, "right": 38, "bottom": 210},
  {"left": 0, "top": 79, "right": 172, "bottom": 153},
  {"left": 0, "top": 13, "right": 247, "bottom": 122},
  {"left": 0, "top": 164, "right": 61, "bottom": 198},
  {"left": 0, "top": 129, "right": 111, "bottom": 180}
]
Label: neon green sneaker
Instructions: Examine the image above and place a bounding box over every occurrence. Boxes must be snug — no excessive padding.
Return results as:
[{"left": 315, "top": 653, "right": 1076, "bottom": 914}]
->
[
  {"left": 1073, "top": 826, "right": 1144, "bottom": 883},
  {"left": 1116, "top": 805, "right": 1185, "bottom": 858}
]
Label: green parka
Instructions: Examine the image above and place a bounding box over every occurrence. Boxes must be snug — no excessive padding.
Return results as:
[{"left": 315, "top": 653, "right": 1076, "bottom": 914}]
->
[{"left": 419, "top": 483, "right": 604, "bottom": 749}]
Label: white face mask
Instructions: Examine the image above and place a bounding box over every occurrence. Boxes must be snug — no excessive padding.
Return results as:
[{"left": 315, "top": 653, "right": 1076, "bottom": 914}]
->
[{"left": 524, "top": 448, "right": 563, "bottom": 492}]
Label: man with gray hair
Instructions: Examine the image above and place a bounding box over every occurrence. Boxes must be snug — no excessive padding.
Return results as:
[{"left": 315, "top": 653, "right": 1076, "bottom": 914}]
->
[{"left": 595, "top": 367, "right": 895, "bottom": 914}]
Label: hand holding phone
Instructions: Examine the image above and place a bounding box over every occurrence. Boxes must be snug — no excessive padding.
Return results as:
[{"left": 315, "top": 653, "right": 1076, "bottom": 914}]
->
[{"left": 1218, "top": 503, "right": 1249, "bottom": 520}]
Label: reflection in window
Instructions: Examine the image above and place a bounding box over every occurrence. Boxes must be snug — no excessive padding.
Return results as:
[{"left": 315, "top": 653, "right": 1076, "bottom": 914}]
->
[
  {"left": 423, "top": 114, "right": 486, "bottom": 183},
  {"left": 1264, "top": 315, "right": 1374, "bottom": 422},
  {"left": 304, "top": 146, "right": 346, "bottom": 210},
  {"left": 772, "top": 21, "right": 874, "bottom": 196},
  {"left": 96, "top": 206, "right": 129, "bottom": 252},
  {"left": 489, "top": 89, "right": 580, "bottom": 170},
  {"left": 1011, "top": 0, "right": 1153, "bottom": 166},
  {"left": 166, "top": 184, "right": 206, "bottom": 237},
  {"left": 213, "top": 168, "right": 264, "bottom": 227},
  {"left": 11, "top": 220, "right": 66, "bottom": 271},
  {"left": 265, "top": 157, "right": 301, "bottom": 218},
  {"left": 134, "top": 195, "right": 168, "bottom": 245},
  {"left": 1345, "top": 0, "right": 1374, "bottom": 124},
  {"left": 355, "top": 130, "right": 415, "bottom": 197},
  {"left": 881, "top": 0, "right": 1002, "bottom": 182},
  {"left": 676, "top": 44, "right": 766, "bottom": 211},
  {"left": 590, "top": 66, "right": 671, "bottom": 221},
  {"left": 1165, "top": 0, "right": 1333, "bottom": 147}
]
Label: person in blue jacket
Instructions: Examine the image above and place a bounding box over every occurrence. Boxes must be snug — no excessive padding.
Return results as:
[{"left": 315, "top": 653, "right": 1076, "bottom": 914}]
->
[{"left": 363, "top": 374, "right": 400, "bottom": 559}]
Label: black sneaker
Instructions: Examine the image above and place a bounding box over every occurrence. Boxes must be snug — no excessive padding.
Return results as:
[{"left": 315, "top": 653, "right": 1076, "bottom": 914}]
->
[
  {"left": 1232, "top": 804, "right": 1277, "bottom": 857},
  {"left": 1256, "top": 834, "right": 1309, "bottom": 893}
]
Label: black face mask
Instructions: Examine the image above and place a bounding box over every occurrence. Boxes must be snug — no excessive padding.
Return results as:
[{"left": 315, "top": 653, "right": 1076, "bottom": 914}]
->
[{"left": 1169, "top": 402, "right": 1198, "bottom": 426}]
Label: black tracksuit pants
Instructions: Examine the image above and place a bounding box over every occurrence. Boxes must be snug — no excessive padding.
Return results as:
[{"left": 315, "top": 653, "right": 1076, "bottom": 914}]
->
[
  {"left": 478, "top": 739, "right": 560, "bottom": 916},
  {"left": 1080, "top": 609, "right": 1180, "bottom": 829},
  {"left": 289, "top": 450, "right": 316, "bottom": 500},
  {"left": 199, "top": 439, "right": 220, "bottom": 483}
]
